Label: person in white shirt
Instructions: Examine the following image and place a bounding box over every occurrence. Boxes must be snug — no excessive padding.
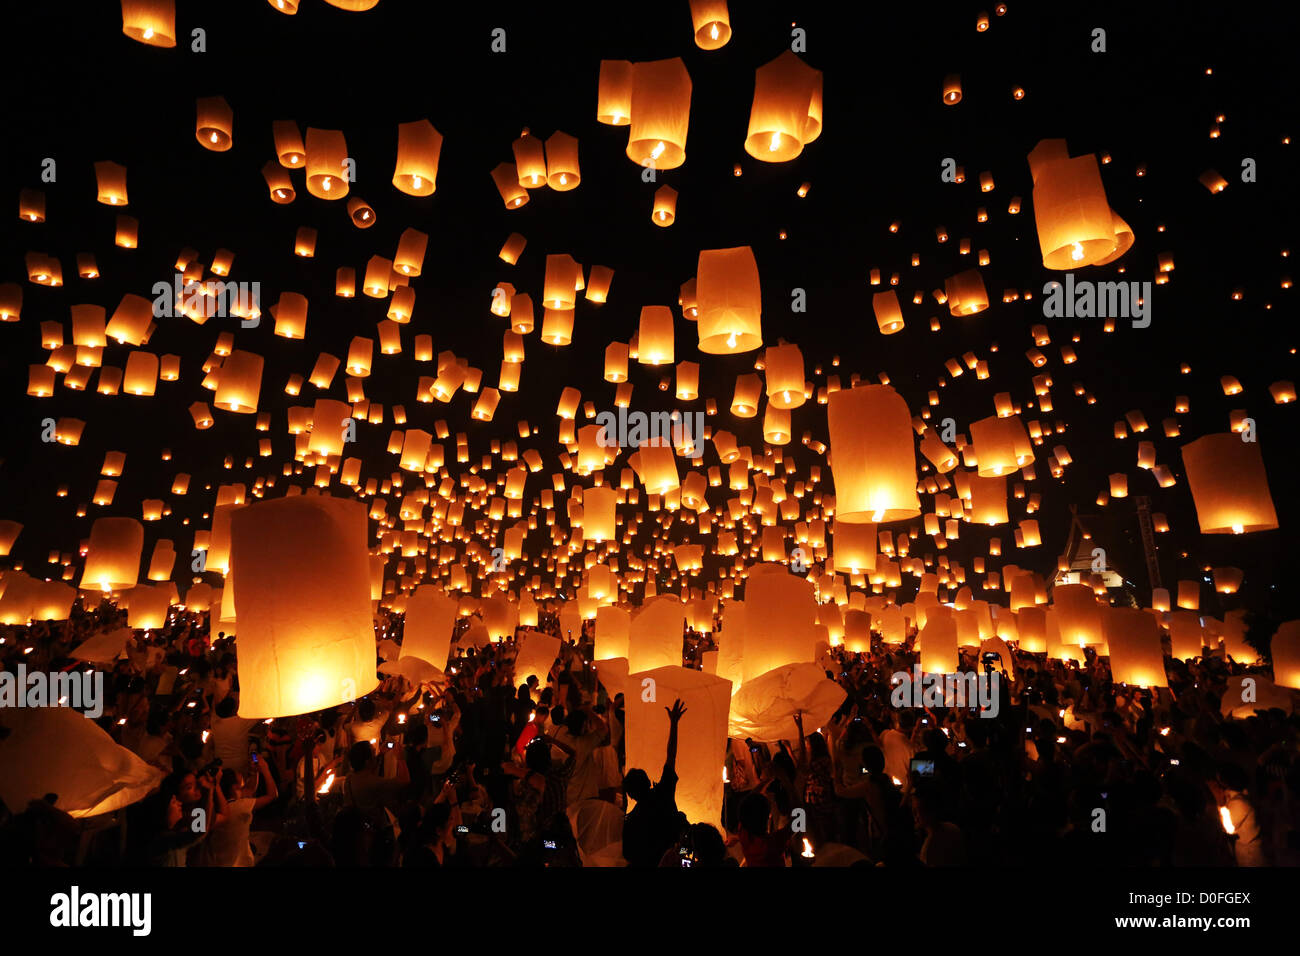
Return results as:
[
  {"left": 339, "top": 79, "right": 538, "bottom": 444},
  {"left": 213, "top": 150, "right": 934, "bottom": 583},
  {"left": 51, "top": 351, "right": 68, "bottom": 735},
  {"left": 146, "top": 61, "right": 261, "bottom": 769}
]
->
[
  {"left": 207, "top": 752, "right": 279, "bottom": 866},
  {"left": 210, "top": 695, "right": 258, "bottom": 774}
]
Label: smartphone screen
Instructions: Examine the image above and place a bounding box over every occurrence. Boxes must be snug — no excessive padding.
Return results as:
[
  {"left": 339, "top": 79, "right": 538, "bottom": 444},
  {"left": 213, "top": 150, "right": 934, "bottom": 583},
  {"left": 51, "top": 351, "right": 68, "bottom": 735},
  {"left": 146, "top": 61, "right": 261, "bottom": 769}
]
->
[{"left": 910, "top": 758, "right": 936, "bottom": 778}]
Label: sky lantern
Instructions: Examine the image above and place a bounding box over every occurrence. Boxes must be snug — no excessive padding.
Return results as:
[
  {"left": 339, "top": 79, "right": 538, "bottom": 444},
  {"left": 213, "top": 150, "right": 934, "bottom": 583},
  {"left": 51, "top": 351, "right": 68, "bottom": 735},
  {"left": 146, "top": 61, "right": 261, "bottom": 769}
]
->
[
  {"left": 597, "top": 60, "right": 634, "bottom": 125},
  {"left": 1053, "top": 583, "right": 1104, "bottom": 647},
  {"left": 741, "top": 563, "right": 817, "bottom": 683},
  {"left": 304, "top": 127, "right": 350, "bottom": 199},
  {"left": 512, "top": 132, "right": 548, "bottom": 188},
  {"left": 230, "top": 495, "right": 378, "bottom": 719},
  {"left": 689, "top": 0, "right": 731, "bottom": 49},
  {"left": 1106, "top": 608, "right": 1168, "bottom": 688},
  {"left": 637, "top": 306, "right": 675, "bottom": 365},
  {"left": 764, "top": 343, "right": 806, "bottom": 409},
  {"left": 195, "top": 96, "right": 233, "bottom": 151},
  {"left": 490, "top": 162, "right": 529, "bottom": 209},
  {"left": 545, "top": 131, "right": 580, "bottom": 190},
  {"left": 744, "top": 51, "right": 822, "bottom": 162},
  {"left": 626, "top": 58, "right": 692, "bottom": 170},
  {"left": 827, "top": 384, "right": 921, "bottom": 522},
  {"left": 1181, "top": 433, "right": 1278, "bottom": 533},
  {"left": 652, "top": 185, "right": 677, "bottom": 226},
  {"left": 81, "top": 517, "right": 143, "bottom": 591},
  {"left": 94, "top": 161, "right": 129, "bottom": 205},
  {"left": 1028, "top": 138, "right": 1128, "bottom": 269},
  {"left": 696, "top": 246, "right": 762, "bottom": 353},
  {"left": 628, "top": 594, "right": 686, "bottom": 672},
  {"left": 392, "top": 119, "right": 442, "bottom": 196},
  {"left": 625, "top": 665, "right": 730, "bottom": 832},
  {"left": 272, "top": 119, "right": 305, "bottom": 166},
  {"left": 121, "top": 0, "right": 176, "bottom": 47},
  {"left": 214, "top": 349, "right": 263, "bottom": 413}
]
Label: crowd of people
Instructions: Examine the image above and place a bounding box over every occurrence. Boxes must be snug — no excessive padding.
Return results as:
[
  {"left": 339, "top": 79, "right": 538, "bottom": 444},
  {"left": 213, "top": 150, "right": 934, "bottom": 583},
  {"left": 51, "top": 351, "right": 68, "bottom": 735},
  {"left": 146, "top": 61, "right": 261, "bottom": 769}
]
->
[{"left": 1, "top": 599, "right": 1297, "bottom": 868}]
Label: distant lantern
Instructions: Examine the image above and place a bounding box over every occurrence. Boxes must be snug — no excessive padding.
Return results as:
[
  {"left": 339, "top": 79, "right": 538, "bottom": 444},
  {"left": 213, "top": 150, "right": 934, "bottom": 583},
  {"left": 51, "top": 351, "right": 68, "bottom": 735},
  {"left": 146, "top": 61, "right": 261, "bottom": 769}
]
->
[
  {"left": 512, "top": 133, "right": 548, "bottom": 189},
  {"left": 94, "top": 161, "right": 129, "bottom": 206},
  {"left": 214, "top": 349, "right": 263, "bottom": 414},
  {"left": 1181, "top": 433, "right": 1278, "bottom": 533},
  {"left": 545, "top": 131, "right": 581, "bottom": 190},
  {"left": 274, "top": 291, "right": 308, "bottom": 339},
  {"left": 392, "top": 119, "right": 442, "bottom": 196},
  {"left": 597, "top": 60, "right": 635, "bottom": 126},
  {"left": 689, "top": 0, "right": 731, "bottom": 49},
  {"left": 490, "top": 162, "right": 529, "bottom": 209},
  {"left": 272, "top": 119, "right": 305, "bottom": 167},
  {"left": 626, "top": 58, "right": 692, "bottom": 171},
  {"left": 121, "top": 0, "right": 177, "bottom": 47},
  {"left": 637, "top": 306, "right": 675, "bottom": 364},
  {"left": 394, "top": 227, "right": 428, "bottom": 277},
  {"left": 586, "top": 265, "right": 614, "bottom": 303},
  {"left": 304, "top": 127, "right": 350, "bottom": 199},
  {"left": 195, "top": 96, "right": 233, "bottom": 151},
  {"left": 499, "top": 233, "right": 527, "bottom": 265},
  {"left": 827, "top": 385, "right": 921, "bottom": 522},
  {"left": 82, "top": 517, "right": 144, "bottom": 591},
  {"left": 652, "top": 185, "right": 678, "bottom": 226},
  {"left": 696, "top": 246, "right": 762, "bottom": 353},
  {"left": 744, "top": 51, "right": 822, "bottom": 162},
  {"left": 262, "top": 162, "right": 295, "bottom": 204},
  {"left": 944, "top": 268, "right": 989, "bottom": 315},
  {"left": 764, "top": 343, "right": 805, "bottom": 409},
  {"left": 347, "top": 196, "right": 376, "bottom": 227},
  {"left": 230, "top": 496, "right": 378, "bottom": 719},
  {"left": 942, "top": 74, "right": 962, "bottom": 105},
  {"left": 543, "top": 255, "right": 580, "bottom": 310},
  {"left": 872, "top": 290, "right": 905, "bottom": 334},
  {"left": 1029, "top": 139, "right": 1124, "bottom": 269}
]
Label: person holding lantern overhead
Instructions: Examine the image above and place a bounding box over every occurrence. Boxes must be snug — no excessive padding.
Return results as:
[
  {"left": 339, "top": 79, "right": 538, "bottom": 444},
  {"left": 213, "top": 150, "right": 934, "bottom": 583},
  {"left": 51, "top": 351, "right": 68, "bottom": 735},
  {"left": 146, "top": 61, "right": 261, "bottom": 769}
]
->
[{"left": 622, "top": 699, "right": 688, "bottom": 867}]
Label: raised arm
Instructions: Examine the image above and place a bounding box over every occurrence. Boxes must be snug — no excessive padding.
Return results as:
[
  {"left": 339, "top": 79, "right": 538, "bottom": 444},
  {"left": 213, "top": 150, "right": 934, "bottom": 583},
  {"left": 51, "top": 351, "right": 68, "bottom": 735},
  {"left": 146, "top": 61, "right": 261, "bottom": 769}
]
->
[{"left": 664, "top": 699, "right": 688, "bottom": 776}]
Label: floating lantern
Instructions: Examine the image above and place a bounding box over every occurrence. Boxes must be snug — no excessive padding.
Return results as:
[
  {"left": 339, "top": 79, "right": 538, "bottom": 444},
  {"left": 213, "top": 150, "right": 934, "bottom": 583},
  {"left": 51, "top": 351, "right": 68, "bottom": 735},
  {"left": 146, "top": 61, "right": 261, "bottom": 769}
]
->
[
  {"left": 626, "top": 58, "right": 692, "bottom": 170},
  {"left": 392, "top": 119, "right": 442, "bottom": 196},
  {"left": 230, "top": 496, "right": 378, "bottom": 718},
  {"left": 827, "top": 385, "right": 921, "bottom": 522},
  {"left": 1182, "top": 433, "right": 1278, "bottom": 533}
]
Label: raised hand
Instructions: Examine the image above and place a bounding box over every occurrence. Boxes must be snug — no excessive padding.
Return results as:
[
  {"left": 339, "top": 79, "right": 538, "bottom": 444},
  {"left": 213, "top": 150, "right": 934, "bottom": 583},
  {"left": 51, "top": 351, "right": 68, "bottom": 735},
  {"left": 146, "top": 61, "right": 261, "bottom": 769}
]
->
[{"left": 666, "top": 698, "right": 688, "bottom": 724}]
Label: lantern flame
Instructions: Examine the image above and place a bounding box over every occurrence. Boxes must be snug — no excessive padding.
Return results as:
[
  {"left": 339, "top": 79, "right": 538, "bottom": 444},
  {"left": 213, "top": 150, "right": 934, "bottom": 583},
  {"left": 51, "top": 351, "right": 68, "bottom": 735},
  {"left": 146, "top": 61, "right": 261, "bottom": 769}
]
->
[
  {"left": 1070, "top": 241, "right": 1085, "bottom": 261},
  {"left": 1219, "top": 805, "right": 1235, "bottom": 835}
]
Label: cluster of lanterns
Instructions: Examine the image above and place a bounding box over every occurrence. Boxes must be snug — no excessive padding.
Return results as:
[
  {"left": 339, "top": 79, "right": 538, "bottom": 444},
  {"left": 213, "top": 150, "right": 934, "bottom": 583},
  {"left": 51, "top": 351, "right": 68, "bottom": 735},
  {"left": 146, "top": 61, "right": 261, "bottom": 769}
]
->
[{"left": 0, "top": 0, "right": 1292, "bottom": 832}]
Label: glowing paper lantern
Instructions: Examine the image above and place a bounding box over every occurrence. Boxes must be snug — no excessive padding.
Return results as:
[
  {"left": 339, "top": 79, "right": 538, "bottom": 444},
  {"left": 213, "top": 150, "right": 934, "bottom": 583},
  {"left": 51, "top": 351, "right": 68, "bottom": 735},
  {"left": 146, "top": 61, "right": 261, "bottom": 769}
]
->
[
  {"left": 918, "top": 608, "right": 959, "bottom": 674},
  {"left": 595, "top": 604, "right": 631, "bottom": 660},
  {"left": 627, "top": 594, "right": 686, "bottom": 672},
  {"left": 626, "top": 58, "right": 692, "bottom": 170},
  {"left": 305, "top": 127, "right": 350, "bottom": 200},
  {"left": 513, "top": 629, "right": 560, "bottom": 684},
  {"left": 827, "top": 384, "right": 921, "bottom": 522},
  {"left": 1181, "top": 433, "right": 1279, "bottom": 533},
  {"left": 741, "top": 563, "right": 817, "bottom": 683},
  {"left": 401, "top": 585, "right": 457, "bottom": 668},
  {"left": 545, "top": 131, "right": 581, "bottom": 190},
  {"left": 1053, "top": 583, "right": 1104, "bottom": 647},
  {"left": 624, "top": 665, "right": 730, "bottom": 831},
  {"left": 392, "top": 119, "right": 442, "bottom": 196},
  {"left": 82, "top": 517, "right": 143, "bottom": 591},
  {"left": 1029, "top": 139, "right": 1123, "bottom": 269},
  {"left": 1272, "top": 621, "right": 1300, "bottom": 690},
  {"left": 744, "top": 51, "right": 822, "bottom": 162},
  {"left": 121, "top": 0, "right": 176, "bottom": 47},
  {"left": 195, "top": 96, "right": 233, "bottom": 151},
  {"left": 689, "top": 0, "right": 731, "bottom": 49},
  {"left": 597, "top": 60, "right": 634, "bottom": 126},
  {"left": 696, "top": 246, "right": 762, "bottom": 354},
  {"left": 1106, "top": 608, "right": 1168, "bottom": 688},
  {"left": 230, "top": 495, "right": 378, "bottom": 719}
]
